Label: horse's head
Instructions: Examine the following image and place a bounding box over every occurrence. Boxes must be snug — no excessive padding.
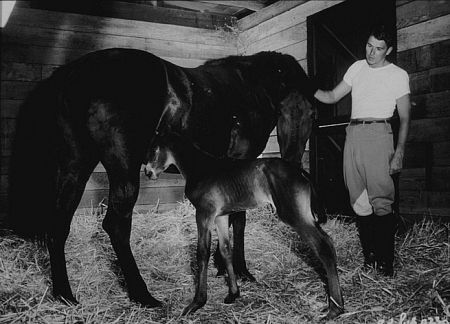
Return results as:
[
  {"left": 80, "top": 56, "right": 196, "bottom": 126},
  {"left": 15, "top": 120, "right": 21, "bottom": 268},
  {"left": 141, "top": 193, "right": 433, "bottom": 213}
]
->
[{"left": 144, "top": 133, "right": 175, "bottom": 180}]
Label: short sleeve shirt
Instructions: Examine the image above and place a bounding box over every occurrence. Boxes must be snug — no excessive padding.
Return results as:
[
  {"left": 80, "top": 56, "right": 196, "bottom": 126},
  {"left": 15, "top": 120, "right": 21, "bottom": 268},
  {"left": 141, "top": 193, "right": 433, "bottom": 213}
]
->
[{"left": 343, "top": 60, "right": 410, "bottom": 119}]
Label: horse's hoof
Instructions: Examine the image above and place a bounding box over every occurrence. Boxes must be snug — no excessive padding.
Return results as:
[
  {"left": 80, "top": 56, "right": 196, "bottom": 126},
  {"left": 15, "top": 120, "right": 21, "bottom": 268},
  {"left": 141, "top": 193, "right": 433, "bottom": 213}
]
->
[
  {"left": 182, "top": 301, "right": 205, "bottom": 316},
  {"left": 131, "top": 294, "right": 163, "bottom": 308},
  {"left": 224, "top": 291, "right": 240, "bottom": 304}
]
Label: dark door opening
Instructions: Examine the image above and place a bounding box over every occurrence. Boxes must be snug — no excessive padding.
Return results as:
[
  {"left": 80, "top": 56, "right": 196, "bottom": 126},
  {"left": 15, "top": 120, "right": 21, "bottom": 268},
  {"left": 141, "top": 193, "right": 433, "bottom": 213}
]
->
[{"left": 307, "top": 0, "right": 397, "bottom": 215}]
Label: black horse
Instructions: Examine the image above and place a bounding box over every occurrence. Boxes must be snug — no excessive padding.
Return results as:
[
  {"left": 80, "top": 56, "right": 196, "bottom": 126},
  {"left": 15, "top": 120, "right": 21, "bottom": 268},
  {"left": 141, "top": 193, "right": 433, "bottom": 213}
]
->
[
  {"left": 7, "top": 48, "right": 317, "bottom": 308},
  {"left": 144, "top": 130, "right": 343, "bottom": 319}
]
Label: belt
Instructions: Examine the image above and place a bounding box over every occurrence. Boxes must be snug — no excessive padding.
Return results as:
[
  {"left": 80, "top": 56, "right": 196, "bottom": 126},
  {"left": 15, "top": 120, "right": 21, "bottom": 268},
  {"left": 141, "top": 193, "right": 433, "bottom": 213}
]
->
[{"left": 349, "top": 119, "right": 390, "bottom": 125}]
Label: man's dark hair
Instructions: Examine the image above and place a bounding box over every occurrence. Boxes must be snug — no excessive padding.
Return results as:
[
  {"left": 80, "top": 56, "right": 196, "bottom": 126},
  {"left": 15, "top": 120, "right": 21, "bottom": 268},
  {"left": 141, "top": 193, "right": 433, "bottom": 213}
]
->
[{"left": 369, "top": 24, "right": 394, "bottom": 49}]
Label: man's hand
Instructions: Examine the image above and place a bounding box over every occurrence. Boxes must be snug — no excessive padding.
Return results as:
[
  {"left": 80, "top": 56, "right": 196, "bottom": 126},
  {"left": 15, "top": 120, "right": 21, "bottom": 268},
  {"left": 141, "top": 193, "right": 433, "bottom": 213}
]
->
[{"left": 389, "top": 150, "right": 404, "bottom": 174}]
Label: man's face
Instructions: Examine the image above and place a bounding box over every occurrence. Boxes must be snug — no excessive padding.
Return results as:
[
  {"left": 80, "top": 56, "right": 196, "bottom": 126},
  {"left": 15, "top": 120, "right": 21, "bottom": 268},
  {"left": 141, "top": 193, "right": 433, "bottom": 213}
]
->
[{"left": 365, "top": 35, "right": 393, "bottom": 68}]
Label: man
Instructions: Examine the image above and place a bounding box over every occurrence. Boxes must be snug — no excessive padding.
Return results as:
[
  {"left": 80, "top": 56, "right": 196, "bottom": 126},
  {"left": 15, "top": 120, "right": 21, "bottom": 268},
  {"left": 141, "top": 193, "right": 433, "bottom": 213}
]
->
[{"left": 314, "top": 24, "right": 411, "bottom": 276}]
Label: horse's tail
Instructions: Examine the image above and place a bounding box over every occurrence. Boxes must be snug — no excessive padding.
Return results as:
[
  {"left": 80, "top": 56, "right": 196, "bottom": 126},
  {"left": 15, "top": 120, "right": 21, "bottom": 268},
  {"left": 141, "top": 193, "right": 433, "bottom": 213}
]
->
[
  {"left": 6, "top": 74, "right": 61, "bottom": 240},
  {"left": 300, "top": 169, "right": 327, "bottom": 224}
]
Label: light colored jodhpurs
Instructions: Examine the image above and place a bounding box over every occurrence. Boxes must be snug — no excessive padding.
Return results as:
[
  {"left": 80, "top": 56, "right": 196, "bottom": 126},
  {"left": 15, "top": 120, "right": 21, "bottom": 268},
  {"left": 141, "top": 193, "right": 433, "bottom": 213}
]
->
[{"left": 343, "top": 122, "right": 395, "bottom": 216}]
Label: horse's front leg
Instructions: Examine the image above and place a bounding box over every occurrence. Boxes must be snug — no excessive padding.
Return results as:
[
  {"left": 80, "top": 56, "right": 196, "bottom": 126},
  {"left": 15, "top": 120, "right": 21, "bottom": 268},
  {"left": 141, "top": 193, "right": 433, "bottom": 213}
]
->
[
  {"left": 102, "top": 175, "right": 162, "bottom": 307},
  {"left": 215, "top": 215, "right": 240, "bottom": 303},
  {"left": 182, "top": 211, "right": 214, "bottom": 315}
]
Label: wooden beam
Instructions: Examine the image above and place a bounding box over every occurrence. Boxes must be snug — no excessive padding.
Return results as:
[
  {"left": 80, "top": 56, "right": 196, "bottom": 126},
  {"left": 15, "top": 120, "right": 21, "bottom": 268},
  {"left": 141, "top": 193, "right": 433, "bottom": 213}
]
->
[
  {"left": 15, "top": 1, "right": 234, "bottom": 29},
  {"left": 200, "top": 1, "right": 265, "bottom": 11},
  {"left": 237, "top": 0, "right": 306, "bottom": 31}
]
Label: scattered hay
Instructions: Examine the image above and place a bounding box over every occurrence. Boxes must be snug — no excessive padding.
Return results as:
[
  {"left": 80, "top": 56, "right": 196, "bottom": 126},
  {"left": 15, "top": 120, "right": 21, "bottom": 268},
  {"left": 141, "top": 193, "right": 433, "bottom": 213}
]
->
[{"left": 0, "top": 201, "right": 448, "bottom": 323}]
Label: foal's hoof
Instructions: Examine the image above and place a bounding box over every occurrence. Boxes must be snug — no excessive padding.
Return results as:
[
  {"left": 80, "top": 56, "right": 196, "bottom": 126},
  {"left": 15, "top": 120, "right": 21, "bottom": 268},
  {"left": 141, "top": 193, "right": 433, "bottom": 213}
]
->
[
  {"left": 182, "top": 301, "right": 206, "bottom": 316},
  {"left": 224, "top": 291, "right": 240, "bottom": 304},
  {"left": 131, "top": 293, "right": 163, "bottom": 308}
]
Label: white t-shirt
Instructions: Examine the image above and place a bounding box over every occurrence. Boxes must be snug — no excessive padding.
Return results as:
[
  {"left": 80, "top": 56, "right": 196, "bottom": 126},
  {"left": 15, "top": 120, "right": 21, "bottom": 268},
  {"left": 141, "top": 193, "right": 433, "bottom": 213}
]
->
[{"left": 343, "top": 60, "right": 410, "bottom": 119}]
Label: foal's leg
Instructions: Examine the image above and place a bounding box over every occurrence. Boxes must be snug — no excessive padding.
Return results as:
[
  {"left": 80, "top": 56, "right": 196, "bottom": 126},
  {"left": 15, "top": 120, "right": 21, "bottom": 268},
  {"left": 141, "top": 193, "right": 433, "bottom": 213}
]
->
[
  {"left": 215, "top": 216, "right": 240, "bottom": 303},
  {"left": 48, "top": 137, "right": 97, "bottom": 304},
  {"left": 278, "top": 199, "right": 344, "bottom": 319},
  {"left": 231, "top": 212, "right": 255, "bottom": 281},
  {"left": 182, "top": 211, "right": 215, "bottom": 315},
  {"left": 102, "top": 161, "right": 161, "bottom": 307},
  {"left": 214, "top": 211, "right": 255, "bottom": 281}
]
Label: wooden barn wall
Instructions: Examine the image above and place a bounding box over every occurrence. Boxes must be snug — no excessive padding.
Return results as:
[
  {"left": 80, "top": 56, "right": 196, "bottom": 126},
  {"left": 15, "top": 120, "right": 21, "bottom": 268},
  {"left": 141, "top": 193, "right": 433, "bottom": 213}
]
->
[
  {"left": 0, "top": 5, "right": 238, "bottom": 218},
  {"left": 238, "top": 0, "right": 450, "bottom": 217},
  {"left": 237, "top": 0, "right": 345, "bottom": 170},
  {"left": 396, "top": 0, "right": 450, "bottom": 217}
]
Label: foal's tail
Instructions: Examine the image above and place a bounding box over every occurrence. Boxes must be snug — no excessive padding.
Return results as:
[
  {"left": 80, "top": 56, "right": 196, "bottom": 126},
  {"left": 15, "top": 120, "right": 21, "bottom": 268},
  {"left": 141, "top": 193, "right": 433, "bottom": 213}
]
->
[
  {"left": 300, "top": 169, "right": 327, "bottom": 224},
  {"left": 6, "top": 75, "right": 61, "bottom": 240}
]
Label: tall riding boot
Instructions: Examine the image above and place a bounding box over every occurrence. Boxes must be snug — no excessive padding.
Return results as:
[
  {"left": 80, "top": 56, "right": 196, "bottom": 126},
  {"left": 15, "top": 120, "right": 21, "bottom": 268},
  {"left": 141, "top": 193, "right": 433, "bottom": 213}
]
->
[
  {"left": 374, "top": 213, "right": 396, "bottom": 277},
  {"left": 355, "top": 214, "right": 376, "bottom": 268}
]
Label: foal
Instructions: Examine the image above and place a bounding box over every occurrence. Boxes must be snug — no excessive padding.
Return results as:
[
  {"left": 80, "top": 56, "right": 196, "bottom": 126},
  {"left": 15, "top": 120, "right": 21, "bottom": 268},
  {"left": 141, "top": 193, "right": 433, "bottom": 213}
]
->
[{"left": 145, "top": 132, "right": 344, "bottom": 319}]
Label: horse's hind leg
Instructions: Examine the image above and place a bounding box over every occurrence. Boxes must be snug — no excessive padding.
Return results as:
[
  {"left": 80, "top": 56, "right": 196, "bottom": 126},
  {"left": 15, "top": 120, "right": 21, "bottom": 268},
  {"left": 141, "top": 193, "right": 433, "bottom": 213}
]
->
[
  {"left": 101, "top": 159, "right": 161, "bottom": 307},
  {"left": 279, "top": 201, "right": 344, "bottom": 319},
  {"left": 215, "top": 215, "right": 240, "bottom": 303},
  {"left": 48, "top": 141, "right": 97, "bottom": 304}
]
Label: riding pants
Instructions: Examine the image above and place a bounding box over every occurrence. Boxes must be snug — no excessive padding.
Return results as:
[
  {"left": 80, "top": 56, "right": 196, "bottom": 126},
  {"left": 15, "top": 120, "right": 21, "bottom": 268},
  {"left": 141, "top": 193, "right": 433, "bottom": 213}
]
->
[{"left": 343, "top": 122, "right": 395, "bottom": 216}]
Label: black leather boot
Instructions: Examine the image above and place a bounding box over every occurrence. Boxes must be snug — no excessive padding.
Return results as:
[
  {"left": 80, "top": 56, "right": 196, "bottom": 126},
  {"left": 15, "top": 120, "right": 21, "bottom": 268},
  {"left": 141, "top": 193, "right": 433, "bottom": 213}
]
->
[
  {"left": 356, "top": 215, "right": 376, "bottom": 268},
  {"left": 374, "top": 213, "right": 396, "bottom": 277}
]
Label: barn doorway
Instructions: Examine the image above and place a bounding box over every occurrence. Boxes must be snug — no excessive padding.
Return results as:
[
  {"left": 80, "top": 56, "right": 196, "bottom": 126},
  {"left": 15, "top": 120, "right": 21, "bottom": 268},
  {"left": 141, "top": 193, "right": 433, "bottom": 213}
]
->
[{"left": 307, "top": 0, "right": 397, "bottom": 215}]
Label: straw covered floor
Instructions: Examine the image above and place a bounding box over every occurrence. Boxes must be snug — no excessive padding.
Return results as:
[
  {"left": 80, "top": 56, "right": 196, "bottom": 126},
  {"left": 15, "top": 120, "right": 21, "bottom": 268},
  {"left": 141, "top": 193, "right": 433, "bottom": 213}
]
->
[{"left": 0, "top": 201, "right": 449, "bottom": 323}]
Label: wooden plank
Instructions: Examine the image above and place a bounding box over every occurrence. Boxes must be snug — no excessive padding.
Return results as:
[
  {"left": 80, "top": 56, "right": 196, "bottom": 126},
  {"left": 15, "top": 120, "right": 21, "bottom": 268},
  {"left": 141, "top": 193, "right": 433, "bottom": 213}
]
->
[
  {"left": 201, "top": 1, "right": 265, "bottom": 11},
  {"left": 78, "top": 186, "right": 185, "bottom": 208},
  {"left": 399, "top": 168, "right": 426, "bottom": 191},
  {"left": 7, "top": 7, "right": 233, "bottom": 47},
  {"left": 1, "top": 61, "right": 42, "bottom": 81},
  {"left": 431, "top": 166, "right": 450, "bottom": 191},
  {"left": 396, "top": 0, "right": 450, "bottom": 29},
  {"left": 399, "top": 190, "right": 450, "bottom": 217},
  {"left": 397, "top": 14, "right": 450, "bottom": 52},
  {"left": 85, "top": 172, "right": 185, "bottom": 191},
  {"left": 0, "top": 174, "right": 8, "bottom": 194},
  {"left": 0, "top": 100, "right": 23, "bottom": 119},
  {"left": 237, "top": 1, "right": 305, "bottom": 31},
  {"left": 408, "top": 117, "right": 450, "bottom": 143},
  {"left": 41, "top": 65, "right": 60, "bottom": 80},
  {"left": 397, "top": 39, "right": 450, "bottom": 74},
  {"left": 396, "top": 0, "right": 415, "bottom": 7},
  {"left": 1, "top": 43, "right": 93, "bottom": 66},
  {"left": 239, "top": 0, "right": 342, "bottom": 48},
  {"left": 1, "top": 43, "right": 207, "bottom": 68},
  {"left": 411, "top": 90, "right": 450, "bottom": 119},
  {"left": 409, "top": 65, "right": 450, "bottom": 95},
  {"left": 162, "top": 1, "right": 241, "bottom": 16},
  {"left": 276, "top": 40, "right": 307, "bottom": 62},
  {"left": 2, "top": 24, "right": 236, "bottom": 60},
  {"left": 403, "top": 142, "right": 427, "bottom": 168},
  {"left": 434, "top": 141, "right": 450, "bottom": 166},
  {"left": 16, "top": 1, "right": 235, "bottom": 30},
  {"left": 1, "top": 157, "right": 10, "bottom": 175},
  {"left": 0, "top": 119, "right": 16, "bottom": 157},
  {"left": 242, "top": 22, "right": 307, "bottom": 55},
  {"left": 0, "top": 81, "right": 36, "bottom": 100}
]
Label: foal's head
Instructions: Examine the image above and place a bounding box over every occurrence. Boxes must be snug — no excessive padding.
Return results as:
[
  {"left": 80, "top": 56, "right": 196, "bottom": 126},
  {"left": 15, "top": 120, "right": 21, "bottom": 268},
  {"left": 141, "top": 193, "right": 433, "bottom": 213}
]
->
[{"left": 144, "top": 134, "right": 174, "bottom": 180}]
